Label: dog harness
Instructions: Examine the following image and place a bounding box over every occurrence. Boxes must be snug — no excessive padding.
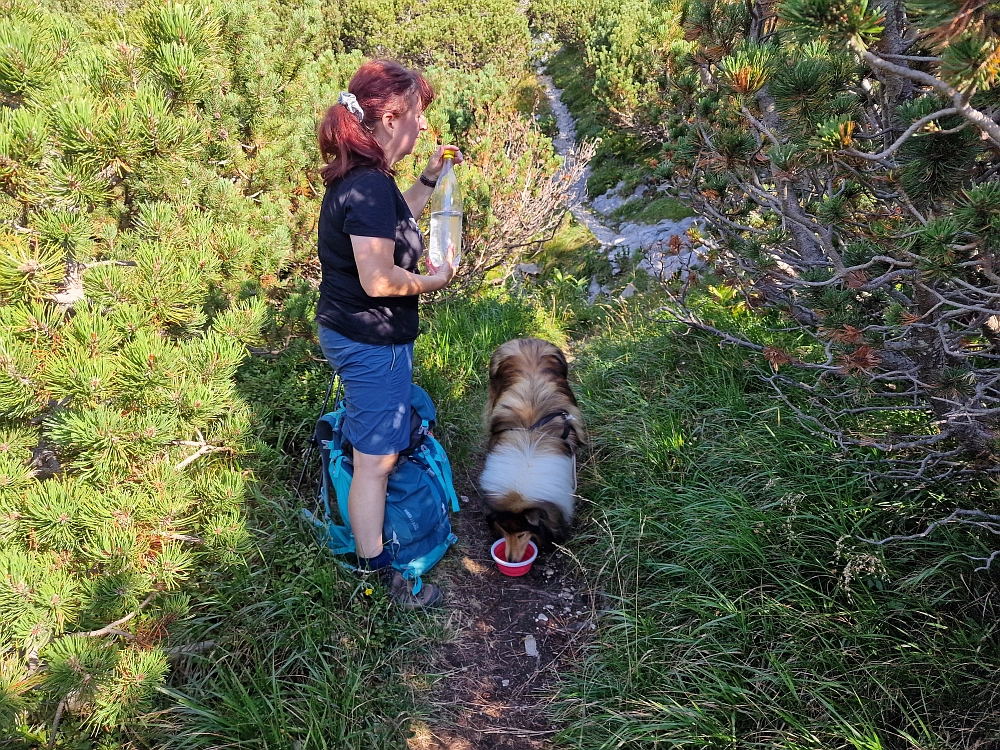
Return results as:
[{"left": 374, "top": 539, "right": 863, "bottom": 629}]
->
[{"left": 527, "top": 410, "right": 577, "bottom": 443}]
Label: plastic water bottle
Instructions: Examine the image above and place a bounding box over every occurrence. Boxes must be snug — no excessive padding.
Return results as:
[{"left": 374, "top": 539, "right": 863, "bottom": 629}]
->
[{"left": 429, "top": 148, "right": 462, "bottom": 268}]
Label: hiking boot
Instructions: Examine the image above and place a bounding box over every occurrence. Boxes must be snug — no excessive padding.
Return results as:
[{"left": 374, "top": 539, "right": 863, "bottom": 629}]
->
[
  {"left": 381, "top": 568, "right": 443, "bottom": 610},
  {"left": 350, "top": 563, "right": 444, "bottom": 610}
]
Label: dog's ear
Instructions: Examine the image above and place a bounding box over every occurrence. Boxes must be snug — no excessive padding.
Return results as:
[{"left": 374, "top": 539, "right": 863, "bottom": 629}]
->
[
  {"left": 523, "top": 507, "right": 548, "bottom": 528},
  {"left": 548, "top": 348, "right": 569, "bottom": 380},
  {"left": 526, "top": 505, "right": 571, "bottom": 542},
  {"left": 484, "top": 511, "right": 504, "bottom": 536}
]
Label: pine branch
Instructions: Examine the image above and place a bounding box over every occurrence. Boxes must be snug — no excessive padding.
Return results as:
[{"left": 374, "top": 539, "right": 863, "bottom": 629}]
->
[
  {"left": 173, "top": 441, "right": 234, "bottom": 470},
  {"left": 740, "top": 106, "right": 781, "bottom": 147},
  {"left": 879, "top": 53, "right": 943, "bottom": 62},
  {"left": 69, "top": 591, "right": 158, "bottom": 638},
  {"left": 164, "top": 640, "right": 216, "bottom": 658},
  {"left": 843, "top": 107, "right": 959, "bottom": 161},
  {"left": 158, "top": 531, "right": 205, "bottom": 544},
  {"left": 48, "top": 697, "right": 67, "bottom": 750},
  {"left": 860, "top": 509, "right": 1000, "bottom": 572},
  {"left": 49, "top": 259, "right": 138, "bottom": 308},
  {"left": 852, "top": 41, "right": 1000, "bottom": 145}
]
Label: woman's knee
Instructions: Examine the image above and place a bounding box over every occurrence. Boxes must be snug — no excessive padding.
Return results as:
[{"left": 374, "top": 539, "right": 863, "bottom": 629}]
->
[{"left": 353, "top": 449, "right": 398, "bottom": 478}]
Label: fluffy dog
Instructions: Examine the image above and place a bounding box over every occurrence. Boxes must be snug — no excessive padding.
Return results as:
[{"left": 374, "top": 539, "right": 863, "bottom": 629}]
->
[{"left": 479, "top": 338, "right": 586, "bottom": 562}]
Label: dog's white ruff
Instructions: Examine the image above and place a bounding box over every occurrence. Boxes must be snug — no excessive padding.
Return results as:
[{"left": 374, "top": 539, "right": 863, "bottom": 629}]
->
[{"left": 479, "top": 438, "right": 575, "bottom": 521}]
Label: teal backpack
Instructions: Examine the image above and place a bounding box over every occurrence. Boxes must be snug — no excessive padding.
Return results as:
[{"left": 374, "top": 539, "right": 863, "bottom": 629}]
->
[{"left": 302, "top": 383, "right": 460, "bottom": 593}]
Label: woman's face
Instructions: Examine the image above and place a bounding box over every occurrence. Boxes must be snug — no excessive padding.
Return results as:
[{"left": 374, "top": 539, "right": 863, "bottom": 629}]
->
[{"left": 383, "top": 98, "right": 428, "bottom": 166}]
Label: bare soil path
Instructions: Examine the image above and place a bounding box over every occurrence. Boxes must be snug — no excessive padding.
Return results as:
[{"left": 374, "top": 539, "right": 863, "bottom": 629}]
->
[
  {"left": 408, "top": 67, "right": 609, "bottom": 750},
  {"left": 408, "top": 461, "right": 596, "bottom": 750}
]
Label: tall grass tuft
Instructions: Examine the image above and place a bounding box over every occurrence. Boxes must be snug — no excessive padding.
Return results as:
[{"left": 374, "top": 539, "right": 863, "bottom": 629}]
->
[
  {"left": 416, "top": 290, "right": 567, "bottom": 463},
  {"left": 554, "top": 305, "right": 1000, "bottom": 748},
  {"left": 151, "top": 496, "right": 443, "bottom": 748}
]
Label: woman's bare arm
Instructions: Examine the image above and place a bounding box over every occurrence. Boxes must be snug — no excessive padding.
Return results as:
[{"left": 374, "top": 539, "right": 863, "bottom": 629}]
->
[
  {"left": 352, "top": 235, "right": 454, "bottom": 297},
  {"left": 401, "top": 178, "right": 434, "bottom": 218},
  {"left": 401, "top": 146, "right": 464, "bottom": 217}
]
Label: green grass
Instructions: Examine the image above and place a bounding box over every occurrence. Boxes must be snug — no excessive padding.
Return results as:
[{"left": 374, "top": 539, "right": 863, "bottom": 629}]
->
[
  {"left": 149, "top": 495, "right": 442, "bottom": 748},
  {"left": 148, "top": 288, "right": 572, "bottom": 747},
  {"left": 416, "top": 289, "right": 569, "bottom": 463},
  {"left": 607, "top": 194, "right": 697, "bottom": 225},
  {"left": 152, "top": 247, "right": 1000, "bottom": 749},
  {"left": 550, "top": 302, "right": 1000, "bottom": 749},
  {"left": 163, "top": 223, "right": 1000, "bottom": 750}
]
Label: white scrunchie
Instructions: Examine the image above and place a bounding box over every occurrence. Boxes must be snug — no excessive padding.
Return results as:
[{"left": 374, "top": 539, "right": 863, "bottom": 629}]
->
[{"left": 338, "top": 91, "right": 365, "bottom": 124}]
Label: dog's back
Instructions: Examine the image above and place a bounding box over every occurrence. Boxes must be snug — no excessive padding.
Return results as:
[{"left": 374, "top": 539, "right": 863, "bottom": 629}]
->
[
  {"left": 479, "top": 338, "right": 585, "bottom": 560},
  {"left": 485, "top": 338, "right": 585, "bottom": 453}
]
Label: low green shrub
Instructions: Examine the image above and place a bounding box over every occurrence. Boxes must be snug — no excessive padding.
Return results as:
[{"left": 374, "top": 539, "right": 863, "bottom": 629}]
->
[{"left": 150, "top": 496, "right": 440, "bottom": 749}]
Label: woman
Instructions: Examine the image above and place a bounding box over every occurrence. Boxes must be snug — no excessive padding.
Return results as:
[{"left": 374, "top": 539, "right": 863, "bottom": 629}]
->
[{"left": 315, "top": 60, "right": 459, "bottom": 609}]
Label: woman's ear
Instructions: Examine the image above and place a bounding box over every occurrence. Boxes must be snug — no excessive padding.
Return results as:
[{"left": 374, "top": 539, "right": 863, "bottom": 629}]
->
[{"left": 381, "top": 111, "right": 395, "bottom": 135}]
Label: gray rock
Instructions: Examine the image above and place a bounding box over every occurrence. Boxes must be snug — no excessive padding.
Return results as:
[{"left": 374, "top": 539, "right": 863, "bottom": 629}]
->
[
  {"left": 587, "top": 277, "right": 611, "bottom": 304},
  {"left": 591, "top": 181, "right": 627, "bottom": 215},
  {"left": 537, "top": 69, "right": 713, "bottom": 285}
]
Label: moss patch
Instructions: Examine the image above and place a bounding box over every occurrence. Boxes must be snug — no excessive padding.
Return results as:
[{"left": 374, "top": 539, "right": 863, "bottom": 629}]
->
[{"left": 608, "top": 195, "right": 697, "bottom": 225}]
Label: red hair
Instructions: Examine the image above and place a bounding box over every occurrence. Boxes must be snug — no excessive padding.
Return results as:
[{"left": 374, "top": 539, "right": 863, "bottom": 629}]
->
[{"left": 318, "top": 60, "right": 434, "bottom": 185}]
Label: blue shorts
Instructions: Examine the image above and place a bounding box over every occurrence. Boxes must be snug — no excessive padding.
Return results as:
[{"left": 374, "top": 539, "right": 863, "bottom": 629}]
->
[{"left": 318, "top": 325, "right": 413, "bottom": 456}]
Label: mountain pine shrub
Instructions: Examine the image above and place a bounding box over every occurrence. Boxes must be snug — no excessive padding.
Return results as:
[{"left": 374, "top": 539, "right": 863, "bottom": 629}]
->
[
  {"left": 0, "top": 0, "right": 297, "bottom": 742},
  {"left": 1, "top": 0, "right": 573, "bottom": 741},
  {"left": 540, "top": 0, "right": 1000, "bottom": 482}
]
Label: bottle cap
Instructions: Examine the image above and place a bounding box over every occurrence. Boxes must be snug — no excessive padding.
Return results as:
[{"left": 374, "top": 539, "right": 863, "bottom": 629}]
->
[{"left": 442, "top": 147, "right": 456, "bottom": 160}]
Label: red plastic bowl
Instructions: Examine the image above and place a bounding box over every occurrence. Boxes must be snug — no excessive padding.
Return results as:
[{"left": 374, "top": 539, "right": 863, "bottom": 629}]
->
[{"left": 490, "top": 538, "right": 538, "bottom": 576}]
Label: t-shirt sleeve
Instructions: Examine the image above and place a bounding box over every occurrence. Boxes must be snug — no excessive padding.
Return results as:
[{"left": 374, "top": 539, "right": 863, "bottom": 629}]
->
[{"left": 342, "top": 172, "right": 398, "bottom": 240}]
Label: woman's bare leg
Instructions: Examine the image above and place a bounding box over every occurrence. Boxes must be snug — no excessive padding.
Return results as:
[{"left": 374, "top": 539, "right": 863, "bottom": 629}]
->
[{"left": 349, "top": 449, "right": 398, "bottom": 559}]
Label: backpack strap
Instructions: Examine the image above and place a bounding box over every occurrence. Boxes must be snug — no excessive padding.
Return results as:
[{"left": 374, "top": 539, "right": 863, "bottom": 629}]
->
[
  {"left": 419, "top": 436, "right": 461, "bottom": 513},
  {"left": 317, "top": 410, "right": 344, "bottom": 519},
  {"left": 301, "top": 507, "right": 354, "bottom": 555},
  {"left": 396, "top": 532, "right": 458, "bottom": 594},
  {"left": 312, "top": 407, "right": 356, "bottom": 555},
  {"left": 297, "top": 374, "right": 340, "bottom": 498},
  {"left": 330, "top": 450, "right": 347, "bottom": 517}
]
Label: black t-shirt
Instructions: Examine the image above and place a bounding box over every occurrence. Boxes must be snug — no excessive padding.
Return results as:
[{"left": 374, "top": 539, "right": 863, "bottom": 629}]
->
[{"left": 315, "top": 168, "right": 424, "bottom": 345}]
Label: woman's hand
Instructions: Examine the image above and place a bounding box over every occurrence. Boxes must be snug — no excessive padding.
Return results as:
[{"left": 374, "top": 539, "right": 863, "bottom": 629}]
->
[
  {"left": 421, "top": 144, "right": 464, "bottom": 183},
  {"left": 426, "top": 242, "right": 457, "bottom": 289}
]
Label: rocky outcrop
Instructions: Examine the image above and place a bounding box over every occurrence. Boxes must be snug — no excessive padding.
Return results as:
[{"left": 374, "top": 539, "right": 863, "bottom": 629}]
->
[{"left": 536, "top": 71, "right": 710, "bottom": 295}]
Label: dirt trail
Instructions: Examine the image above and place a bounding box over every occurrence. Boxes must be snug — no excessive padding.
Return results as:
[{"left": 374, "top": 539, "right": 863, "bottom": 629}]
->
[
  {"left": 408, "top": 460, "right": 596, "bottom": 750},
  {"left": 408, "top": 70, "right": 607, "bottom": 750},
  {"left": 409, "top": 467, "right": 595, "bottom": 750}
]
